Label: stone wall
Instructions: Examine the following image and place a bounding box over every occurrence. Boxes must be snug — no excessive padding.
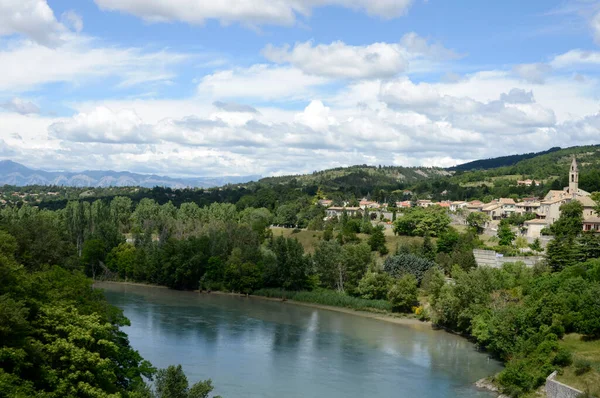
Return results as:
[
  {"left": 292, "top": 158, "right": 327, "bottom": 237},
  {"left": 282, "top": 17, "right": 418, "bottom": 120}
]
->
[
  {"left": 472, "top": 249, "right": 543, "bottom": 268},
  {"left": 545, "top": 371, "right": 582, "bottom": 398}
]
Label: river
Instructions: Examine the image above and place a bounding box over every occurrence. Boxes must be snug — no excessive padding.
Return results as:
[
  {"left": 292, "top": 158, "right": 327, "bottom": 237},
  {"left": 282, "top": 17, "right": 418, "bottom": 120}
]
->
[{"left": 98, "top": 283, "right": 502, "bottom": 397}]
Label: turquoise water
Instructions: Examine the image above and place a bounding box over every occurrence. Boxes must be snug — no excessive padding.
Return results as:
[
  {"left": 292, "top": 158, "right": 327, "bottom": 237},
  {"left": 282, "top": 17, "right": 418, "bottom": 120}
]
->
[{"left": 98, "top": 283, "right": 502, "bottom": 398}]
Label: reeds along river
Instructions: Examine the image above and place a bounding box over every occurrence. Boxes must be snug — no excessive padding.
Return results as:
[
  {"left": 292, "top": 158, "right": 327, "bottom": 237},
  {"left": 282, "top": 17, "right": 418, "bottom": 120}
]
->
[{"left": 97, "top": 282, "right": 502, "bottom": 398}]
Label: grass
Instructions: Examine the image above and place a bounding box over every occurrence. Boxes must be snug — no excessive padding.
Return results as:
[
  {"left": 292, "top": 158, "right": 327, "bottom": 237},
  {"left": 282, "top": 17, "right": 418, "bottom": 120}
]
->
[
  {"left": 270, "top": 226, "right": 423, "bottom": 257},
  {"left": 556, "top": 334, "right": 600, "bottom": 396},
  {"left": 253, "top": 288, "right": 393, "bottom": 312}
]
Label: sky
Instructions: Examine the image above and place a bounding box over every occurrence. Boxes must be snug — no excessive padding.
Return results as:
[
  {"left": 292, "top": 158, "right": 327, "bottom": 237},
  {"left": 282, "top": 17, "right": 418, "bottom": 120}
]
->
[{"left": 0, "top": 0, "right": 600, "bottom": 178}]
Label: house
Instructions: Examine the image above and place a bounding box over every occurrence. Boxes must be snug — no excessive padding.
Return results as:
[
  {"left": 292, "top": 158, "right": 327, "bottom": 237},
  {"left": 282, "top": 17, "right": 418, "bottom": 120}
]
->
[
  {"left": 438, "top": 201, "right": 451, "bottom": 209},
  {"left": 396, "top": 201, "right": 411, "bottom": 208},
  {"left": 537, "top": 197, "right": 568, "bottom": 224},
  {"left": 583, "top": 217, "right": 600, "bottom": 232},
  {"left": 516, "top": 201, "right": 541, "bottom": 214},
  {"left": 482, "top": 202, "right": 502, "bottom": 220},
  {"left": 325, "top": 207, "right": 361, "bottom": 218},
  {"left": 517, "top": 179, "right": 541, "bottom": 187},
  {"left": 575, "top": 196, "right": 598, "bottom": 219},
  {"left": 524, "top": 219, "right": 549, "bottom": 238},
  {"left": 359, "top": 200, "right": 381, "bottom": 209},
  {"left": 417, "top": 200, "right": 434, "bottom": 208},
  {"left": 450, "top": 201, "right": 468, "bottom": 211},
  {"left": 318, "top": 199, "right": 333, "bottom": 207},
  {"left": 499, "top": 198, "right": 517, "bottom": 217},
  {"left": 466, "top": 200, "right": 485, "bottom": 211}
]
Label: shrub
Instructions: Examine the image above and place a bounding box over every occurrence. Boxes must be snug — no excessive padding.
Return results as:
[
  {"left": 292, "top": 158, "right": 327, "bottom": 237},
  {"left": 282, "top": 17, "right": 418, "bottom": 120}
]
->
[
  {"left": 574, "top": 358, "right": 592, "bottom": 375},
  {"left": 552, "top": 348, "right": 572, "bottom": 367},
  {"left": 357, "top": 272, "right": 393, "bottom": 300},
  {"left": 387, "top": 274, "right": 418, "bottom": 313},
  {"left": 383, "top": 253, "right": 436, "bottom": 284}
]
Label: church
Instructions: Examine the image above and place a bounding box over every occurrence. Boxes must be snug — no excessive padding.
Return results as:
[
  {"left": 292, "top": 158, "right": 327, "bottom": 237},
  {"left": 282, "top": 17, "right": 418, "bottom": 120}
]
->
[{"left": 525, "top": 157, "right": 599, "bottom": 237}]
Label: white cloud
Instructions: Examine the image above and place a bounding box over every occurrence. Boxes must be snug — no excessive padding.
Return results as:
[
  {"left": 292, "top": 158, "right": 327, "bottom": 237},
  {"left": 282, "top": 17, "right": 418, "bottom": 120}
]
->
[
  {"left": 197, "top": 65, "right": 328, "bottom": 101},
  {"left": 0, "top": 37, "right": 189, "bottom": 92},
  {"left": 550, "top": 49, "right": 600, "bottom": 68},
  {"left": 262, "top": 41, "right": 407, "bottom": 79},
  {"left": 0, "top": 0, "right": 65, "bottom": 46},
  {"left": 61, "top": 10, "right": 84, "bottom": 33},
  {"left": 262, "top": 34, "right": 459, "bottom": 79},
  {"left": 94, "top": 0, "right": 413, "bottom": 27},
  {"left": 0, "top": 97, "right": 40, "bottom": 114},
  {"left": 592, "top": 11, "right": 600, "bottom": 44},
  {"left": 49, "top": 107, "right": 151, "bottom": 144},
  {"left": 512, "top": 63, "right": 552, "bottom": 84}
]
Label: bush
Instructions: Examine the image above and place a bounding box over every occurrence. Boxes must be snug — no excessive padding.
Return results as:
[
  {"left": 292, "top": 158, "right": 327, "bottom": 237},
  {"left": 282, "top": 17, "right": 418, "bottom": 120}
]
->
[
  {"left": 253, "top": 288, "right": 392, "bottom": 312},
  {"left": 357, "top": 271, "right": 393, "bottom": 300},
  {"left": 574, "top": 358, "right": 592, "bottom": 375},
  {"left": 552, "top": 348, "right": 572, "bottom": 367},
  {"left": 383, "top": 253, "right": 436, "bottom": 284},
  {"left": 387, "top": 274, "right": 418, "bottom": 313}
]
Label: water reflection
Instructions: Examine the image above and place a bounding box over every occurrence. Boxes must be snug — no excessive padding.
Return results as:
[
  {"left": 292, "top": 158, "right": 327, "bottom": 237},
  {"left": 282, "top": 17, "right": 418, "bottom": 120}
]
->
[{"left": 98, "top": 283, "right": 501, "bottom": 398}]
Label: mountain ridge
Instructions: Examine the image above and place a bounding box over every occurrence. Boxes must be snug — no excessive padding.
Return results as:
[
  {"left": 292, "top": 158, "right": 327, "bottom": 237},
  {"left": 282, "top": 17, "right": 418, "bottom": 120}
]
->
[{"left": 0, "top": 160, "right": 260, "bottom": 189}]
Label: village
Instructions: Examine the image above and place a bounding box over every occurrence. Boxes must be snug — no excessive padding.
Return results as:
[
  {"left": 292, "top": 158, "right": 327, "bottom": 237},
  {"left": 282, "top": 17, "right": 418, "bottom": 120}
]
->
[{"left": 320, "top": 157, "right": 599, "bottom": 240}]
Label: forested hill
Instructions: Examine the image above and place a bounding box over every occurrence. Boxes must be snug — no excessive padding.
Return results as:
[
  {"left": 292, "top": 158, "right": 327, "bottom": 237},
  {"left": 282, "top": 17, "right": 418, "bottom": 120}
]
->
[
  {"left": 250, "top": 165, "right": 451, "bottom": 188},
  {"left": 449, "top": 147, "right": 562, "bottom": 171},
  {"left": 451, "top": 145, "right": 600, "bottom": 184}
]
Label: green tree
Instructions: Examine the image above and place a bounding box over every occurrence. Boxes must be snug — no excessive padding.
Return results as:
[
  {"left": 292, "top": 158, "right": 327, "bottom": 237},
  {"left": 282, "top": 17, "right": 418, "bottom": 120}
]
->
[
  {"left": 497, "top": 219, "right": 516, "bottom": 246},
  {"left": 421, "top": 234, "right": 436, "bottom": 260},
  {"left": 357, "top": 271, "right": 393, "bottom": 300},
  {"left": 155, "top": 365, "right": 219, "bottom": 398},
  {"left": 466, "top": 212, "right": 490, "bottom": 234},
  {"left": 393, "top": 207, "right": 450, "bottom": 237},
  {"left": 383, "top": 253, "right": 436, "bottom": 284},
  {"left": 388, "top": 274, "right": 418, "bottom": 312},
  {"left": 368, "top": 225, "right": 387, "bottom": 254}
]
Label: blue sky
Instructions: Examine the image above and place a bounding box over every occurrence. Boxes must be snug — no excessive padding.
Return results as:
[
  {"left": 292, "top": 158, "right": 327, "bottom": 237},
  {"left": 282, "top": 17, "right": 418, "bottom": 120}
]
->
[{"left": 0, "top": 0, "right": 599, "bottom": 177}]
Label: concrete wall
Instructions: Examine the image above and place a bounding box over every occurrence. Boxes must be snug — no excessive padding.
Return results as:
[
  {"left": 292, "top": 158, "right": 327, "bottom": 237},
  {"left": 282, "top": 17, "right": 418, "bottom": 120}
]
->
[
  {"left": 473, "top": 249, "right": 543, "bottom": 268},
  {"left": 545, "top": 371, "right": 582, "bottom": 398}
]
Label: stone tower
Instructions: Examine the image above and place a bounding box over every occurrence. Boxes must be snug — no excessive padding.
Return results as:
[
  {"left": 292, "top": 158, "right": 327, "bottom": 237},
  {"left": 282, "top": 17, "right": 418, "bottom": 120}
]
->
[{"left": 569, "top": 157, "right": 578, "bottom": 196}]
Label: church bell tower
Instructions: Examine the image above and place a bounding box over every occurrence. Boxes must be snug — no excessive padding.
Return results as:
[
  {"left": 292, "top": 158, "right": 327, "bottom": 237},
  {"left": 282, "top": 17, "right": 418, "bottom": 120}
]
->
[{"left": 569, "top": 157, "right": 579, "bottom": 196}]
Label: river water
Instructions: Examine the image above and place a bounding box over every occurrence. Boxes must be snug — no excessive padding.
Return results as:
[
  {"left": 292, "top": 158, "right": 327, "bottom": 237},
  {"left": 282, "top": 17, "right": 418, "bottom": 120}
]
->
[{"left": 98, "top": 283, "right": 502, "bottom": 398}]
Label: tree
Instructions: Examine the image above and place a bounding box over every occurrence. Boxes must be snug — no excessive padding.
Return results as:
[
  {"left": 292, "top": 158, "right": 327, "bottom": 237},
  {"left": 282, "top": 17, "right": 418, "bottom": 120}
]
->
[
  {"left": 393, "top": 207, "right": 451, "bottom": 237},
  {"left": 466, "top": 212, "right": 490, "bottom": 234},
  {"left": 436, "top": 227, "right": 460, "bottom": 254},
  {"left": 497, "top": 220, "right": 516, "bottom": 246},
  {"left": 551, "top": 201, "right": 584, "bottom": 238},
  {"left": 368, "top": 225, "right": 387, "bottom": 254},
  {"left": 383, "top": 253, "right": 436, "bottom": 284},
  {"left": 421, "top": 234, "right": 436, "bottom": 260},
  {"left": 357, "top": 271, "right": 393, "bottom": 300},
  {"left": 546, "top": 201, "right": 584, "bottom": 271},
  {"left": 388, "top": 274, "right": 418, "bottom": 312},
  {"left": 155, "top": 365, "right": 219, "bottom": 398}
]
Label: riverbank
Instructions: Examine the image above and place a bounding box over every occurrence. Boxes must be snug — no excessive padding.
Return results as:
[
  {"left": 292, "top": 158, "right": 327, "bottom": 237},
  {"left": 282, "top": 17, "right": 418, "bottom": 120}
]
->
[{"left": 96, "top": 281, "right": 427, "bottom": 328}]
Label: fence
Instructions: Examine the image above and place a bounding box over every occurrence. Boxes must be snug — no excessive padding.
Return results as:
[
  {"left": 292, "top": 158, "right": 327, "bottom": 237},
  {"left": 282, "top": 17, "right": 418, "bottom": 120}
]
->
[
  {"left": 545, "top": 371, "right": 583, "bottom": 398},
  {"left": 472, "top": 249, "right": 543, "bottom": 268}
]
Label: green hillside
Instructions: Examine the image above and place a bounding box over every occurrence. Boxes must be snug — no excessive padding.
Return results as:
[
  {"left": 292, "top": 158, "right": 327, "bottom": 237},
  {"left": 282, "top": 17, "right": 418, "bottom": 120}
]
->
[{"left": 450, "top": 145, "right": 600, "bottom": 193}]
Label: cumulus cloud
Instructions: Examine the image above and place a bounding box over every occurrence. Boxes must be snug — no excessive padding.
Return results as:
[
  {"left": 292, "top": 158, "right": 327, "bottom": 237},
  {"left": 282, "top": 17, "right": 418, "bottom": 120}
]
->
[
  {"left": 262, "top": 41, "right": 408, "bottom": 79},
  {"left": 197, "top": 65, "right": 328, "bottom": 101},
  {"left": 0, "top": 37, "right": 189, "bottom": 92},
  {"left": 499, "top": 88, "right": 534, "bottom": 104},
  {"left": 94, "top": 0, "right": 413, "bottom": 27},
  {"left": 512, "top": 63, "right": 552, "bottom": 84},
  {"left": 0, "top": 0, "right": 66, "bottom": 46},
  {"left": 0, "top": 98, "right": 40, "bottom": 114},
  {"left": 49, "top": 107, "right": 152, "bottom": 144},
  {"left": 262, "top": 34, "right": 459, "bottom": 79},
  {"left": 213, "top": 101, "right": 259, "bottom": 113}
]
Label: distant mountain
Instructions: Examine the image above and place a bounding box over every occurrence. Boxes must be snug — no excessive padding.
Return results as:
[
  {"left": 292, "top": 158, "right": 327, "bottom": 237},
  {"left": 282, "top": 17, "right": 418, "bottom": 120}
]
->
[
  {"left": 0, "top": 160, "right": 259, "bottom": 189},
  {"left": 448, "top": 147, "right": 562, "bottom": 171}
]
